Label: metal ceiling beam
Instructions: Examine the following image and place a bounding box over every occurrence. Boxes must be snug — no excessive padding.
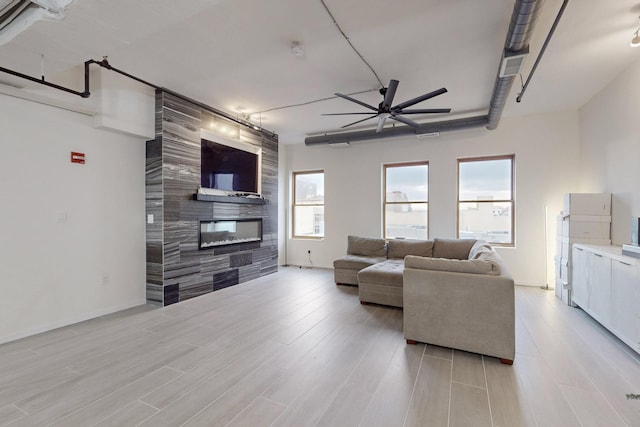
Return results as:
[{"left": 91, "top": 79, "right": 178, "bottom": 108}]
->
[
  {"left": 305, "top": 115, "right": 489, "bottom": 146},
  {"left": 304, "top": 0, "right": 545, "bottom": 146}
]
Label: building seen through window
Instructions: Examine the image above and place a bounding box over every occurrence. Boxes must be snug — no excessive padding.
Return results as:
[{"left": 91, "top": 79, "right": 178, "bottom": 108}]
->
[
  {"left": 384, "top": 162, "right": 428, "bottom": 240},
  {"left": 458, "top": 155, "right": 514, "bottom": 246},
  {"left": 293, "top": 170, "right": 324, "bottom": 238}
]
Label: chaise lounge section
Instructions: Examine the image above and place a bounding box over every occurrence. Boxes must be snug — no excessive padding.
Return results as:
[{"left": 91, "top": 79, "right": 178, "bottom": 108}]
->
[{"left": 357, "top": 238, "right": 440, "bottom": 307}]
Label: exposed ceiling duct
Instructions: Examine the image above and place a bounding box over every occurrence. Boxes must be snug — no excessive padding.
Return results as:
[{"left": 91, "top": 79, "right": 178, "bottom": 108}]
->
[
  {"left": 0, "top": 0, "right": 72, "bottom": 46},
  {"left": 305, "top": 0, "right": 544, "bottom": 146},
  {"left": 487, "top": 0, "right": 543, "bottom": 130}
]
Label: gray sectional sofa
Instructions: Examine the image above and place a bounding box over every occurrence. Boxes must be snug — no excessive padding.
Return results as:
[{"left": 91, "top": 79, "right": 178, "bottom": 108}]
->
[
  {"left": 333, "top": 235, "right": 515, "bottom": 364},
  {"left": 333, "top": 235, "right": 479, "bottom": 307}
]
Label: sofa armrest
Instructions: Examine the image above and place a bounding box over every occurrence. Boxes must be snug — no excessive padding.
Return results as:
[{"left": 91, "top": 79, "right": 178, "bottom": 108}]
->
[{"left": 404, "top": 255, "right": 501, "bottom": 275}]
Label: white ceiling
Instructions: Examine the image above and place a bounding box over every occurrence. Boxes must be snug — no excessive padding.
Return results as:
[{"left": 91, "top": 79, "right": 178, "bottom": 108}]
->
[{"left": 1, "top": 0, "right": 640, "bottom": 144}]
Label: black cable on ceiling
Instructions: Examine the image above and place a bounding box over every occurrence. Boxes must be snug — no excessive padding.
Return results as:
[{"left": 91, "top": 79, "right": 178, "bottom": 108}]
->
[
  {"left": 515, "top": 0, "right": 569, "bottom": 103},
  {"left": 319, "top": 0, "right": 385, "bottom": 89},
  {"left": 258, "top": 88, "right": 376, "bottom": 114},
  {"left": 253, "top": 0, "right": 384, "bottom": 116}
]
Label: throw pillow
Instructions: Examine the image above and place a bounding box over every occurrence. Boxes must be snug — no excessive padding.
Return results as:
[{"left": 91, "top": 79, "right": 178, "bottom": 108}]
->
[
  {"left": 432, "top": 238, "right": 477, "bottom": 259},
  {"left": 347, "top": 235, "right": 387, "bottom": 257},
  {"left": 387, "top": 239, "right": 434, "bottom": 259}
]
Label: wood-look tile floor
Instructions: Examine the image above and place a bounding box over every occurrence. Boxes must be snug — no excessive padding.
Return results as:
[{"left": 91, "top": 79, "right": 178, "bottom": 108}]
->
[{"left": 1, "top": 267, "right": 639, "bottom": 426}]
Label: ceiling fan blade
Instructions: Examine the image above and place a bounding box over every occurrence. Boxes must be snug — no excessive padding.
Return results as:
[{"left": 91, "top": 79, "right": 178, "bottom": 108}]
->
[
  {"left": 322, "top": 112, "right": 381, "bottom": 116},
  {"left": 335, "top": 93, "right": 378, "bottom": 112},
  {"left": 397, "top": 108, "right": 452, "bottom": 114},
  {"left": 341, "top": 114, "right": 379, "bottom": 128},
  {"left": 392, "top": 87, "right": 448, "bottom": 111},
  {"left": 390, "top": 114, "right": 420, "bottom": 128},
  {"left": 380, "top": 79, "right": 399, "bottom": 110},
  {"left": 376, "top": 114, "right": 389, "bottom": 133}
]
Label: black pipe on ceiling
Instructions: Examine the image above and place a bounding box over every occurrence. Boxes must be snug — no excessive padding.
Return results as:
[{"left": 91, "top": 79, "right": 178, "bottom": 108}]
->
[
  {"left": 0, "top": 60, "right": 93, "bottom": 98},
  {"left": 516, "top": 0, "right": 569, "bottom": 103},
  {"left": 0, "top": 58, "right": 276, "bottom": 138}
]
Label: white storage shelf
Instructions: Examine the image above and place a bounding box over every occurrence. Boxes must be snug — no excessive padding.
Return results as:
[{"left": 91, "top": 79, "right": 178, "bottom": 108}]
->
[
  {"left": 555, "top": 193, "right": 612, "bottom": 306},
  {"left": 571, "top": 244, "right": 640, "bottom": 355}
]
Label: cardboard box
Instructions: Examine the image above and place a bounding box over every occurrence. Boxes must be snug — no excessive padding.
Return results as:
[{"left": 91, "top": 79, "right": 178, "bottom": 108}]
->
[
  {"left": 560, "top": 216, "right": 611, "bottom": 239},
  {"left": 563, "top": 193, "right": 611, "bottom": 216}
]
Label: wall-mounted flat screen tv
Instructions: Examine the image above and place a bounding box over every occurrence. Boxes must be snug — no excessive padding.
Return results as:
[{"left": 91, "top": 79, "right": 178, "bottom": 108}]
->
[{"left": 200, "top": 135, "right": 261, "bottom": 194}]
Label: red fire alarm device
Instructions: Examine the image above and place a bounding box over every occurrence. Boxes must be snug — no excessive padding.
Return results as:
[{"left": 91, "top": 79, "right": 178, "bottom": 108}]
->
[{"left": 71, "top": 152, "right": 85, "bottom": 164}]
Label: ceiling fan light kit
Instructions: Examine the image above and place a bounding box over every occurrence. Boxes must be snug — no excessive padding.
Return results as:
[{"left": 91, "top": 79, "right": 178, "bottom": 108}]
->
[{"left": 324, "top": 79, "right": 451, "bottom": 133}]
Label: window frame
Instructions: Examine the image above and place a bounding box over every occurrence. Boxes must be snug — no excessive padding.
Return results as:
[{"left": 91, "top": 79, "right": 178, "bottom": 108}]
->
[
  {"left": 292, "top": 169, "right": 325, "bottom": 240},
  {"left": 457, "top": 154, "right": 515, "bottom": 247},
  {"left": 383, "top": 161, "right": 429, "bottom": 240}
]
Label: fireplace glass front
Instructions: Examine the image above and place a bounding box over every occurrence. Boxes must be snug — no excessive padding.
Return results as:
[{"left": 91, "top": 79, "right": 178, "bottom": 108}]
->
[{"left": 199, "top": 218, "right": 263, "bottom": 249}]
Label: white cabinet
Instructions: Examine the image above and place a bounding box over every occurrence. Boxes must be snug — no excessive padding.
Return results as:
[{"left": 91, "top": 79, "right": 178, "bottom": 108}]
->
[
  {"left": 588, "top": 253, "right": 611, "bottom": 325},
  {"left": 611, "top": 259, "right": 640, "bottom": 351},
  {"left": 571, "top": 246, "right": 588, "bottom": 307},
  {"left": 572, "top": 244, "right": 640, "bottom": 354}
]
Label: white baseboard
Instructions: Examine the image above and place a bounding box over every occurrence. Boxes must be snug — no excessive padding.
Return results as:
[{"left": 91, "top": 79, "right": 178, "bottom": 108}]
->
[{"left": 0, "top": 298, "right": 148, "bottom": 345}]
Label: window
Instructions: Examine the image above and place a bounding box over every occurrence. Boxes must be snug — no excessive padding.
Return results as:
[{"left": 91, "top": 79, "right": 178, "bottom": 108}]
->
[
  {"left": 293, "top": 170, "right": 324, "bottom": 238},
  {"left": 458, "top": 155, "right": 514, "bottom": 246},
  {"left": 383, "top": 162, "right": 428, "bottom": 240}
]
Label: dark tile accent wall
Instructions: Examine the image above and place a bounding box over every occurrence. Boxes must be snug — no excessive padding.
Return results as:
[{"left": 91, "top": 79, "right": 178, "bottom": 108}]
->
[
  {"left": 213, "top": 269, "right": 240, "bottom": 291},
  {"left": 145, "top": 90, "right": 278, "bottom": 305},
  {"left": 230, "top": 252, "right": 253, "bottom": 267},
  {"left": 164, "top": 283, "right": 180, "bottom": 305}
]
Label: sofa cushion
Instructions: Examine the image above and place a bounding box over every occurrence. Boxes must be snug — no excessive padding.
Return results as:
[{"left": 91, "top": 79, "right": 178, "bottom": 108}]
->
[
  {"left": 347, "top": 235, "right": 387, "bottom": 257},
  {"left": 334, "top": 255, "right": 387, "bottom": 270},
  {"left": 387, "top": 239, "right": 434, "bottom": 259},
  {"left": 404, "top": 255, "right": 501, "bottom": 275},
  {"left": 358, "top": 260, "right": 404, "bottom": 286},
  {"left": 432, "top": 238, "right": 476, "bottom": 260}
]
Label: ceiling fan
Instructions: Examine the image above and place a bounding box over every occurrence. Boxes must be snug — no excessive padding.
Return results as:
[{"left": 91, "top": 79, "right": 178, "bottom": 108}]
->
[{"left": 324, "top": 79, "right": 451, "bottom": 132}]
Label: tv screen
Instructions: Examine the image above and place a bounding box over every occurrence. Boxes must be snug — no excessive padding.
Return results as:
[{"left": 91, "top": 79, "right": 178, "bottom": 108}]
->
[{"left": 201, "top": 138, "right": 259, "bottom": 193}]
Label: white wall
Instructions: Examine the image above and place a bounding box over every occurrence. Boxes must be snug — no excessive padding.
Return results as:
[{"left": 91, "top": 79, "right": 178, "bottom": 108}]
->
[
  {"left": 0, "top": 93, "right": 147, "bottom": 343},
  {"left": 284, "top": 111, "right": 581, "bottom": 286},
  {"left": 579, "top": 57, "right": 640, "bottom": 245}
]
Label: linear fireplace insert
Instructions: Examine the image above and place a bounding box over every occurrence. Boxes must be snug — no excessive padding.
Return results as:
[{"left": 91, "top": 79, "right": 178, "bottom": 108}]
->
[{"left": 199, "top": 218, "right": 263, "bottom": 249}]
